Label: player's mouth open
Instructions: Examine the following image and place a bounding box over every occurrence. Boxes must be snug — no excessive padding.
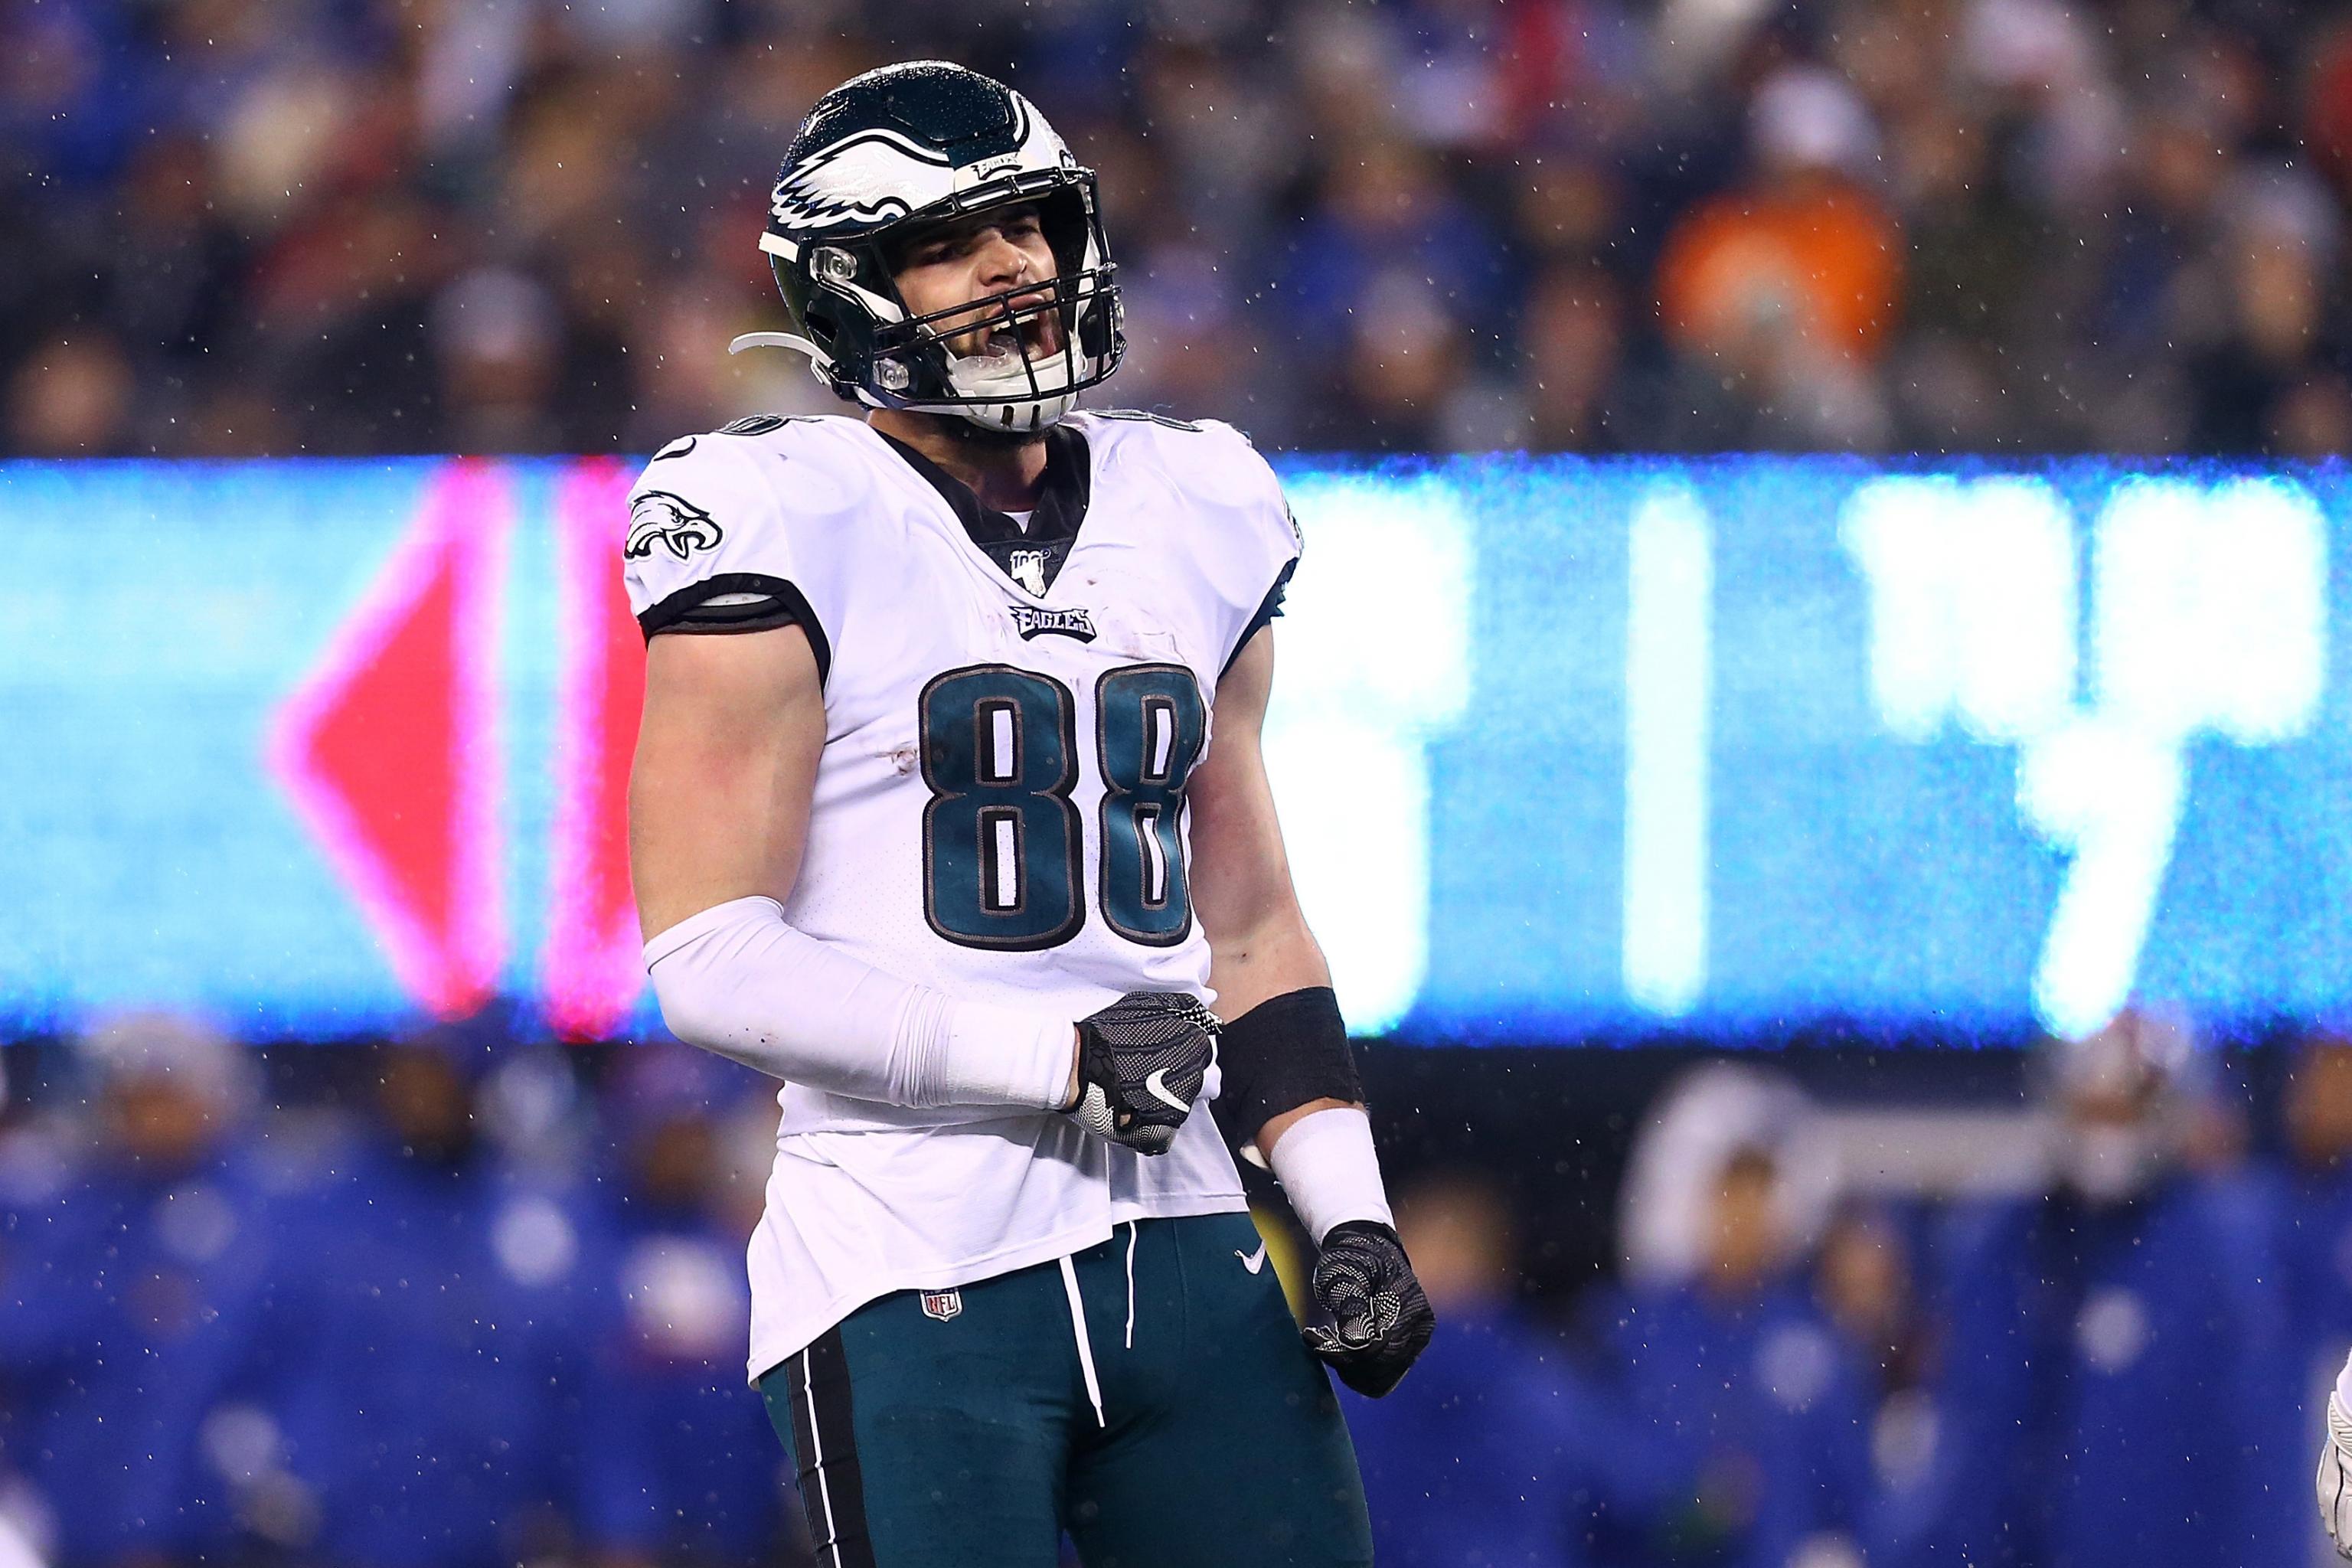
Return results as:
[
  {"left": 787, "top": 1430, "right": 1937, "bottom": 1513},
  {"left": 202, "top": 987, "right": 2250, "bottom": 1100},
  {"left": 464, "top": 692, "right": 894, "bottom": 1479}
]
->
[{"left": 966, "top": 302, "right": 1060, "bottom": 362}]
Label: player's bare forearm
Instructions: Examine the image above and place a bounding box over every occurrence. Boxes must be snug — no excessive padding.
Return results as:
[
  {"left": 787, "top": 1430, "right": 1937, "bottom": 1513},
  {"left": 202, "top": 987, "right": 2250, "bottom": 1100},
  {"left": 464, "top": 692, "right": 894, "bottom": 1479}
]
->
[
  {"left": 1192, "top": 627, "right": 1357, "bottom": 1153},
  {"left": 1204, "top": 893, "right": 1328, "bottom": 1018},
  {"left": 629, "top": 622, "right": 826, "bottom": 939},
  {"left": 1207, "top": 901, "right": 1348, "bottom": 1155}
]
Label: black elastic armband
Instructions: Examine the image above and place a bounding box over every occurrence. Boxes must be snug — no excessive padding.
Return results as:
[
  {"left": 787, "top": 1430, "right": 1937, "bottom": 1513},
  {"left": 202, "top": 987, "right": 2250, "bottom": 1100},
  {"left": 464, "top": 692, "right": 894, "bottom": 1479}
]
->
[
  {"left": 638, "top": 573, "right": 831, "bottom": 686},
  {"left": 1216, "top": 985, "right": 1361, "bottom": 1143}
]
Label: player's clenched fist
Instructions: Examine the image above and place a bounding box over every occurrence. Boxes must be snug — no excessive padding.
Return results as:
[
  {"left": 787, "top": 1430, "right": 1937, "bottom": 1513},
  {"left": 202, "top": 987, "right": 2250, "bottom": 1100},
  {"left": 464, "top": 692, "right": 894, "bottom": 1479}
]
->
[
  {"left": 1302, "top": 1220, "right": 1436, "bottom": 1398},
  {"left": 1065, "top": 991, "right": 1220, "bottom": 1155}
]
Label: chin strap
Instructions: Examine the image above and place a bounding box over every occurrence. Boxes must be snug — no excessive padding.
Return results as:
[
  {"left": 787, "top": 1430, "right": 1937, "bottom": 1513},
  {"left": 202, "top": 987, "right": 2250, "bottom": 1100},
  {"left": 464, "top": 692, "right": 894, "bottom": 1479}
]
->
[
  {"left": 729, "top": 330, "right": 871, "bottom": 407},
  {"left": 727, "top": 332, "right": 825, "bottom": 361}
]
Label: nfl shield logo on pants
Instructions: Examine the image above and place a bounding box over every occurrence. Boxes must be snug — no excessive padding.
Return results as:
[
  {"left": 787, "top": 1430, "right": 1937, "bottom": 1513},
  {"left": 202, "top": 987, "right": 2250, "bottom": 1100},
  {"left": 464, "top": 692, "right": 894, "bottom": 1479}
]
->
[{"left": 920, "top": 1289, "right": 963, "bottom": 1322}]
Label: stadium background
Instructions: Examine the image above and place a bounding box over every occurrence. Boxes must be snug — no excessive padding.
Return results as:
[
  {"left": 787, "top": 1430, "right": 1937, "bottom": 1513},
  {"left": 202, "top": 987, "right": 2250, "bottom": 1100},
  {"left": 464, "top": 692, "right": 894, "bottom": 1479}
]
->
[{"left": 8, "top": 1, "right": 2352, "bottom": 1566}]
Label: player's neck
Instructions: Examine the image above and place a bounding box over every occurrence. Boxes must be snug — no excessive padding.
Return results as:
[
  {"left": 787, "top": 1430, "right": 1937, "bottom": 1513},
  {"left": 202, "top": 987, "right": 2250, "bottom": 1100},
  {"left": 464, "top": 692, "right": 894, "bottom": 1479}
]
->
[{"left": 867, "top": 408, "right": 1049, "bottom": 513}]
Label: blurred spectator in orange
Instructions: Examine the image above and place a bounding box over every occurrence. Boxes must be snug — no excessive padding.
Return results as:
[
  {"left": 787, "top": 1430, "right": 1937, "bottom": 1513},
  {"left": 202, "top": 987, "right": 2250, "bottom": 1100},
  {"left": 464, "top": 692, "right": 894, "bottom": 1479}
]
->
[
  {"left": 2288, "top": 1034, "right": 2352, "bottom": 1178},
  {"left": 1655, "top": 66, "right": 1903, "bottom": 449}
]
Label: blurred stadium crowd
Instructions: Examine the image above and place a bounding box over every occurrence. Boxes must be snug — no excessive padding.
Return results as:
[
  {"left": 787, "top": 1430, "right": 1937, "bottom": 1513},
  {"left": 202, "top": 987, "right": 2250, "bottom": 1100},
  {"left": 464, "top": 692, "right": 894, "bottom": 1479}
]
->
[
  {"left": 8, "top": 1011, "right": 2352, "bottom": 1567},
  {"left": 5, "top": 0, "right": 2352, "bottom": 460}
]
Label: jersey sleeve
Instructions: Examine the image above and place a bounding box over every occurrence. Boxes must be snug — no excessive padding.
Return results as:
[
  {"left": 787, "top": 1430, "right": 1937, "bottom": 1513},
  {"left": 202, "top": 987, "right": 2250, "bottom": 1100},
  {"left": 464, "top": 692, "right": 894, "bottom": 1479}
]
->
[
  {"left": 1197, "top": 420, "right": 1304, "bottom": 677},
  {"left": 622, "top": 434, "right": 830, "bottom": 681}
]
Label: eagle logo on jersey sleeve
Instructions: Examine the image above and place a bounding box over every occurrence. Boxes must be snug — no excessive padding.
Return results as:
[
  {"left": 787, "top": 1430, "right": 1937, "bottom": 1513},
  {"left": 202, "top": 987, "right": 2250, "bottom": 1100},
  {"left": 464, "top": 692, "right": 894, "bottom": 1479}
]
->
[{"left": 626, "top": 491, "right": 724, "bottom": 561}]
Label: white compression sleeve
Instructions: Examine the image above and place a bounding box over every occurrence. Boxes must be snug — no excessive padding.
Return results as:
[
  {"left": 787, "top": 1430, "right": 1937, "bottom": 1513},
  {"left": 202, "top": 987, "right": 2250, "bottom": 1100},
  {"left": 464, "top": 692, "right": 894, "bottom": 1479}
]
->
[
  {"left": 644, "top": 896, "right": 1075, "bottom": 1111},
  {"left": 1268, "top": 1106, "right": 1396, "bottom": 1243}
]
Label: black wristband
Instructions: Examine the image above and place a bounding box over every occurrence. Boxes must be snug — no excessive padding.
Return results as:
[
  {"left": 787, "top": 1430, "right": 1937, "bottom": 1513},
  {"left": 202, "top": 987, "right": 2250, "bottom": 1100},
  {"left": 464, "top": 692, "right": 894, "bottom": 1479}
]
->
[{"left": 1216, "top": 985, "right": 1361, "bottom": 1143}]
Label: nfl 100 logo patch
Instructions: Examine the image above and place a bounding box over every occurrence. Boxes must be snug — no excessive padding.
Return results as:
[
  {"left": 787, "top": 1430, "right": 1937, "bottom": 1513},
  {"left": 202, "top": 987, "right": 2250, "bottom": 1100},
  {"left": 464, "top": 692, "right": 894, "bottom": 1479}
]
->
[{"left": 920, "top": 1289, "right": 963, "bottom": 1322}]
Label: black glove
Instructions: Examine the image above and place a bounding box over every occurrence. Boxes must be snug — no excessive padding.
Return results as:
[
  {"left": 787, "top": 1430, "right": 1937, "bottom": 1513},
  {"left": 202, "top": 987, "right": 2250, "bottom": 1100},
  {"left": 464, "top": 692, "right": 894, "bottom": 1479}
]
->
[
  {"left": 1067, "top": 991, "right": 1219, "bottom": 1156},
  {"left": 1302, "top": 1219, "right": 1436, "bottom": 1397}
]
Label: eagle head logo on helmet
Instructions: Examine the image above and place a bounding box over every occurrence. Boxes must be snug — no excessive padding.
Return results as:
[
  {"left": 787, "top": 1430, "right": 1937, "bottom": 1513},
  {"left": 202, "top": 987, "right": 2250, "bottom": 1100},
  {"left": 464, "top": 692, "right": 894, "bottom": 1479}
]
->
[{"left": 733, "top": 62, "right": 1124, "bottom": 436}]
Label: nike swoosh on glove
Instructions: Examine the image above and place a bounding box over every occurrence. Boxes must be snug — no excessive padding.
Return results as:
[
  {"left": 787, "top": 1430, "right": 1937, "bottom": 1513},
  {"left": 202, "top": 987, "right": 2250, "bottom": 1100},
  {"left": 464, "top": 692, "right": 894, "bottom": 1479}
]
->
[
  {"left": 1067, "top": 991, "right": 1219, "bottom": 1155},
  {"left": 2319, "top": 1387, "right": 2352, "bottom": 1558},
  {"left": 1302, "top": 1219, "right": 1436, "bottom": 1398}
]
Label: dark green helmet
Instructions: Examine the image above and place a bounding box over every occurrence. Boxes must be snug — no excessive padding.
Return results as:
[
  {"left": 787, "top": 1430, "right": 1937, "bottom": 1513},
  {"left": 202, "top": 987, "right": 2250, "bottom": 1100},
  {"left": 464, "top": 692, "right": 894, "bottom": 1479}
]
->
[{"left": 736, "top": 61, "right": 1124, "bottom": 434}]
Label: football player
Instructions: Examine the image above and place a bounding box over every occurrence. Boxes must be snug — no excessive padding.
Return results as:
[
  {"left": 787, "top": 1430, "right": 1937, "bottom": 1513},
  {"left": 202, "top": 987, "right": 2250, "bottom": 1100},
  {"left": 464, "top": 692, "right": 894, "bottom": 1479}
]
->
[{"left": 626, "top": 61, "right": 1433, "bottom": 1566}]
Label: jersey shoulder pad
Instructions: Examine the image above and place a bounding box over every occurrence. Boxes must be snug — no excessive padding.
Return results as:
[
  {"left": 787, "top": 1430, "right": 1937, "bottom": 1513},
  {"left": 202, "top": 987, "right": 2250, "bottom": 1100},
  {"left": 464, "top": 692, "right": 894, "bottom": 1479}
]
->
[
  {"left": 622, "top": 417, "right": 871, "bottom": 662},
  {"left": 1190, "top": 417, "right": 1296, "bottom": 539},
  {"left": 1161, "top": 416, "right": 1300, "bottom": 570},
  {"left": 1076, "top": 411, "right": 1298, "bottom": 675},
  {"left": 1176, "top": 420, "right": 1301, "bottom": 674},
  {"left": 1076, "top": 410, "right": 1295, "bottom": 550}
]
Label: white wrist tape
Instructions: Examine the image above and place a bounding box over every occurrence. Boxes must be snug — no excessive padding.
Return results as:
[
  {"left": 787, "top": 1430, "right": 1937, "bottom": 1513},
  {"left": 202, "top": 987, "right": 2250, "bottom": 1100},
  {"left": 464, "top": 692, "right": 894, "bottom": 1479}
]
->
[
  {"left": 645, "top": 896, "right": 1073, "bottom": 1111},
  {"left": 1267, "top": 1106, "right": 1394, "bottom": 1244}
]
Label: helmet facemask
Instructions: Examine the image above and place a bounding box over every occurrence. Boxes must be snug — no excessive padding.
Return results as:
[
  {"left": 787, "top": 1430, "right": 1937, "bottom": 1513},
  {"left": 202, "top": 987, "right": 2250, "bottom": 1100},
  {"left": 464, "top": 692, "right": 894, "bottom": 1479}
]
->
[{"left": 869, "top": 185, "right": 1118, "bottom": 433}]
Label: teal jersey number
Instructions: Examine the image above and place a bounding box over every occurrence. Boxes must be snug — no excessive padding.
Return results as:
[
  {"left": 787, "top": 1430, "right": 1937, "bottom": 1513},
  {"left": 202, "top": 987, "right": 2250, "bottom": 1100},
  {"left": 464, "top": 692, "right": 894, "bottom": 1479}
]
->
[
  {"left": 919, "top": 662, "right": 1207, "bottom": 951},
  {"left": 919, "top": 666, "right": 1086, "bottom": 951},
  {"left": 1094, "top": 665, "right": 1208, "bottom": 946}
]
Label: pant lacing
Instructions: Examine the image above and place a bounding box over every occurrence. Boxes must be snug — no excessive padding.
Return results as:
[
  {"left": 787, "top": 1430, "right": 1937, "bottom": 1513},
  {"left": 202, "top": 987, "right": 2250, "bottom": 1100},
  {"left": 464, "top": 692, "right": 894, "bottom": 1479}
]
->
[{"left": 1058, "top": 1220, "right": 1142, "bottom": 1429}]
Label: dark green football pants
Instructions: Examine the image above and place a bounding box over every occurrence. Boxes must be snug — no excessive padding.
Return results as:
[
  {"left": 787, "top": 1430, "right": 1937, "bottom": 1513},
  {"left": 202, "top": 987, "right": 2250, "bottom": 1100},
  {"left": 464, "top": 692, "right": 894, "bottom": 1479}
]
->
[{"left": 758, "top": 1210, "right": 1373, "bottom": 1567}]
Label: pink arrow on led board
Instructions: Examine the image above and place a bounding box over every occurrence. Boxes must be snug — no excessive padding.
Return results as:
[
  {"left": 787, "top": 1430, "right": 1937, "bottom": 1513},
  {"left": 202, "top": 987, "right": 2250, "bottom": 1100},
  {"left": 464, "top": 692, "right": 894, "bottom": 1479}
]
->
[{"left": 267, "top": 460, "right": 512, "bottom": 1019}]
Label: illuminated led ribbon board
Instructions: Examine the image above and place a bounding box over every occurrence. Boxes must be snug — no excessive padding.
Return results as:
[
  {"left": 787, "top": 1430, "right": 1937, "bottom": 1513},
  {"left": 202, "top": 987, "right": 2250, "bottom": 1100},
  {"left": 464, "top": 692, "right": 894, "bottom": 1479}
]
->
[{"left": 1, "top": 456, "right": 2346, "bottom": 1045}]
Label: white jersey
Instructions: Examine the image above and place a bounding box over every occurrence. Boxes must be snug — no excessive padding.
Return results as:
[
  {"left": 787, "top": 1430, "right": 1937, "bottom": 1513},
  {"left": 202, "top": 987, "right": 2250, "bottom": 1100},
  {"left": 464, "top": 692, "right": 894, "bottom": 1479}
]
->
[{"left": 622, "top": 409, "right": 1302, "bottom": 1380}]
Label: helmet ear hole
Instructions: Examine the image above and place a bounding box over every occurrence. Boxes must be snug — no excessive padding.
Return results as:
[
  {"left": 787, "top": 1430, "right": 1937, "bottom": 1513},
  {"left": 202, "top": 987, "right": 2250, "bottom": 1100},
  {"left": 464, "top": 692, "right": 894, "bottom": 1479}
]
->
[
  {"left": 1036, "top": 187, "right": 1091, "bottom": 284},
  {"left": 1076, "top": 284, "right": 1118, "bottom": 359},
  {"left": 772, "top": 258, "right": 858, "bottom": 401}
]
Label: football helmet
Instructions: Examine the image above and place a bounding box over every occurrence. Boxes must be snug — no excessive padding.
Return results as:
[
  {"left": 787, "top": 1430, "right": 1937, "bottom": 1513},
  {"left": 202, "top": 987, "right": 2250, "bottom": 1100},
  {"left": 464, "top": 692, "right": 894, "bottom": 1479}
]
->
[{"left": 733, "top": 61, "right": 1123, "bottom": 433}]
